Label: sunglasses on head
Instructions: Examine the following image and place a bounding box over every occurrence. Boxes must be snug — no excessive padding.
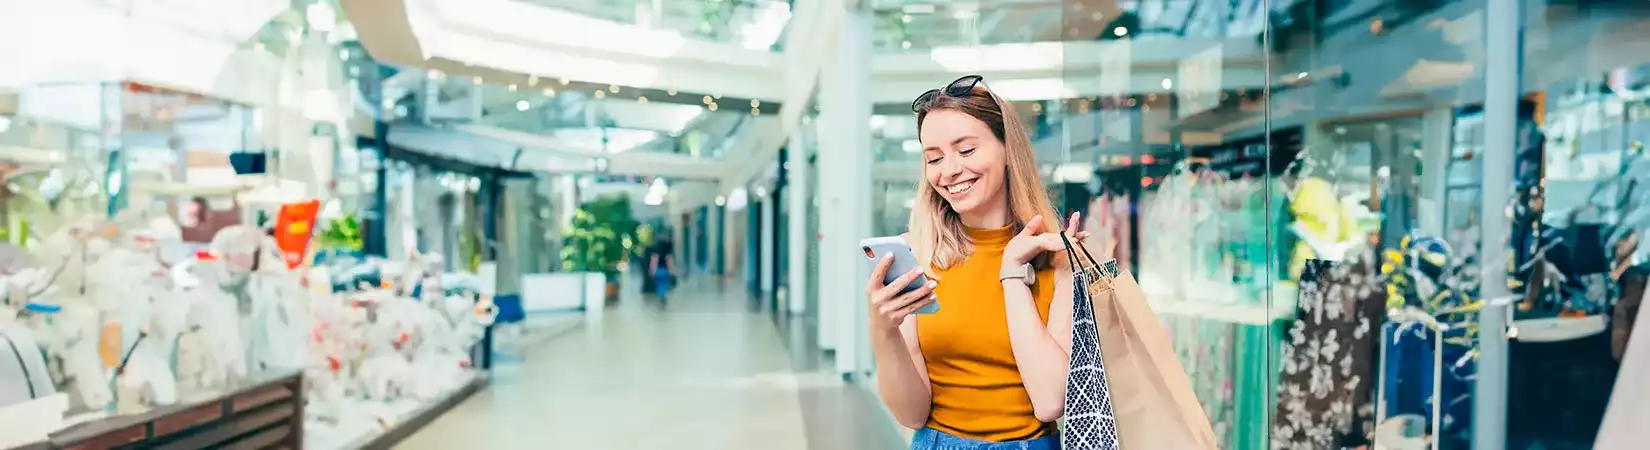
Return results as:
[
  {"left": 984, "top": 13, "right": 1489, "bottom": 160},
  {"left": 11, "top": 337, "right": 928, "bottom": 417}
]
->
[{"left": 911, "top": 75, "right": 985, "bottom": 113}]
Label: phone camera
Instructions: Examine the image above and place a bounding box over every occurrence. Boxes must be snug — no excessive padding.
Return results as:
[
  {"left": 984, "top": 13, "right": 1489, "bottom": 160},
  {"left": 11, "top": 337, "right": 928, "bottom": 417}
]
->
[{"left": 862, "top": 247, "right": 875, "bottom": 259}]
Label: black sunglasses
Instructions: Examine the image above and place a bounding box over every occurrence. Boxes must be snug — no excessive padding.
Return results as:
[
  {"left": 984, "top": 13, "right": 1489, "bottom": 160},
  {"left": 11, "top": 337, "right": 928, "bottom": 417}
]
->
[{"left": 911, "top": 75, "right": 985, "bottom": 113}]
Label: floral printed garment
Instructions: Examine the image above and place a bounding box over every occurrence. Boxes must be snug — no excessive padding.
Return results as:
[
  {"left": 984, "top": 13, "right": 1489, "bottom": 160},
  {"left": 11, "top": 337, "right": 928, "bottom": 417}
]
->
[{"left": 1272, "top": 257, "right": 1385, "bottom": 450}]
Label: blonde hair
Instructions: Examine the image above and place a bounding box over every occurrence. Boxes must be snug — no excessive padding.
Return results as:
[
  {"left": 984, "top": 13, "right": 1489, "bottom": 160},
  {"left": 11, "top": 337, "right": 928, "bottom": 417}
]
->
[{"left": 907, "top": 86, "right": 1060, "bottom": 272}]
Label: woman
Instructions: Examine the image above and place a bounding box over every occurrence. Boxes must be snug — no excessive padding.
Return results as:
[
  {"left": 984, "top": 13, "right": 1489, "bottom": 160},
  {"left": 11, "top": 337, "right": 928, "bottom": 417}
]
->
[
  {"left": 865, "top": 75, "right": 1085, "bottom": 450},
  {"left": 647, "top": 237, "right": 675, "bottom": 302}
]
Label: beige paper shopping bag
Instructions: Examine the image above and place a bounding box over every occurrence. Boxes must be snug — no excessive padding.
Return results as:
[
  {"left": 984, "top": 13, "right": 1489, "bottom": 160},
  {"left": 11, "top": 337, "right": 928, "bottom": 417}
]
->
[{"left": 1087, "top": 267, "right": 1219, "bottom": 449}]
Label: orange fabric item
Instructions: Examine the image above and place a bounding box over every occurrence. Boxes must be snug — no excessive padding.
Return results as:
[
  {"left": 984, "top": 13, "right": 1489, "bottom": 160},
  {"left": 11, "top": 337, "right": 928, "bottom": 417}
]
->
[
  {"left": 274, "top": 200, "right": 320, "bottom": 269},
  {"left": 916, "top": 225, "right": 1058, "bottom": 442},
  {"left": 98, "top": 321, "right": 123, "bottom": 369}
]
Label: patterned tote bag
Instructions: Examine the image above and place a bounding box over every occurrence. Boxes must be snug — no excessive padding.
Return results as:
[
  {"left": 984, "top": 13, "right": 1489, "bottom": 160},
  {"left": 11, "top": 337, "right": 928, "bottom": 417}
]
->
[
  {"left": 1059, "top": 232, "right": 1220, "bottom": 449},
  {"left": 1060, "top": 232, "right": 1123, "bottom": 450}
]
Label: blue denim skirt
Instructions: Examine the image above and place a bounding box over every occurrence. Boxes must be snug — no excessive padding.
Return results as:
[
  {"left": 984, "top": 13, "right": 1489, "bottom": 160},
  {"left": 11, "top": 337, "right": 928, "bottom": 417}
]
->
[{"left": 910, "top": 428, "right": 1061, "bottom": 450}]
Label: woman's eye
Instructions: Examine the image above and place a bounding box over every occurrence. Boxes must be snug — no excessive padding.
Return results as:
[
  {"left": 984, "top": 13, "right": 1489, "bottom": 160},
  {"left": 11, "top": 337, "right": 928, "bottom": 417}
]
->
[
  {"left": 959, "top": 147, "right": 976, "bottom": 155},
  {"left": 925, "top": 157, "right": 942, "bottom": 165}
]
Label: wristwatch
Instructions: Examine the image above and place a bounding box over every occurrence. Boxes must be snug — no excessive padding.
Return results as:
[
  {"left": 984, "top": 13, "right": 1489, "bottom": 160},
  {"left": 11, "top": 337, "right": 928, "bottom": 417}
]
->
[{"left": 1000, "top": 262, "right": 1035, "bottom": 286}]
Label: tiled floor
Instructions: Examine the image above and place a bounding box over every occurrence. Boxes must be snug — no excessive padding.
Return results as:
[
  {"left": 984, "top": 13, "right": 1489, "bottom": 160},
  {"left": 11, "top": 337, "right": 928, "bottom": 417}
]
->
[{"left": 398, "top": 273, "right": 906, "bottom": 450}]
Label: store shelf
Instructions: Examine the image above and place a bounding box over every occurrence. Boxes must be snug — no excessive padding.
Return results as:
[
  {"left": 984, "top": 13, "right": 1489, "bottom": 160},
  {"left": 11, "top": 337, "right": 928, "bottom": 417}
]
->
[{"left": 1144, "top": 284, "right": 1300, "bottom": 326}]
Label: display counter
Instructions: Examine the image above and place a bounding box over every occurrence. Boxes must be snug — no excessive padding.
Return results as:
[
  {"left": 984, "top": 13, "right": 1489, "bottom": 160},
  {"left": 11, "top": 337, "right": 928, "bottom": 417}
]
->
[{"left": 15, "top": 371, "right": 303, "bottom": 450}]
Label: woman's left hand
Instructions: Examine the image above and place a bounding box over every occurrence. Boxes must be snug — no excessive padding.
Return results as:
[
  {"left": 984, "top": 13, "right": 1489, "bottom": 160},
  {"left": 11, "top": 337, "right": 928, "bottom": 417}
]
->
[{"left": 1002, "top": 213, "right": 1089, "bottom": 269}]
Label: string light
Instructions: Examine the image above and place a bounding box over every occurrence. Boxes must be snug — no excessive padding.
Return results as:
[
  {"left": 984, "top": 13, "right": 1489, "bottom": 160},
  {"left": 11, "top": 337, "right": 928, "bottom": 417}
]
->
[
  {"left": 542, "top": 88, "right": 556, "bottom": 96},
  {"left": 638, "top": 96, "right": 649, "bottom": 104}
]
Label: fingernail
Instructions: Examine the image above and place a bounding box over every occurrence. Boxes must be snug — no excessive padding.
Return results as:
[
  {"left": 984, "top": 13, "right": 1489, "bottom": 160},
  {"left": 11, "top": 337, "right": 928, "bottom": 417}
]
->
[
  {"left": 929, "top": 294, "right": 938, "bottom": 301},
  {"left": 927, "top": 280, "right": 937, "bottom": 288}
]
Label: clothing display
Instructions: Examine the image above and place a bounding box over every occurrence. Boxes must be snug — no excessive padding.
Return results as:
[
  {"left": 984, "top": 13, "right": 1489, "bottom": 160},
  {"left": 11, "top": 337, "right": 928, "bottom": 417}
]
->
[
  {"left": 1595, "top": 273, "right": 1650, "bottom": 449},
  {"left": 1379, "top": 320, "right": 1474, "bottom": 449},
  {"left": 1164, "top": 315, "right": 1234, "bottom": 441},
  {"left": 1084, "top": 193, "right": 1132, "bottom": 273},
  {"left": 1287, "top": 177, "right": 1360, "bottom": 281},
  {"left": 1272, "top": 258, "right": 1384, "bottom": 450}
]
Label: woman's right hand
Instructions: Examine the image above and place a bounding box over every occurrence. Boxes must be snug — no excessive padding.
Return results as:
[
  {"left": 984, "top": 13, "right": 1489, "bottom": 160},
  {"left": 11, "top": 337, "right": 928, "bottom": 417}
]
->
[{"left": 865, "top": 253, "right": 936, "bottom": 332}]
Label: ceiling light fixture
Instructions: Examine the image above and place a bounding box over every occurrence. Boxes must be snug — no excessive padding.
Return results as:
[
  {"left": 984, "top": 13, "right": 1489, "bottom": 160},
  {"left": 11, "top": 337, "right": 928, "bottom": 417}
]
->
[
  {"left": 1114, "top": 27, "right": 1129, "bottom": 37},
  {"left": 516, "top": 100, "right": 530, "bottom": 111},
  {"left": 609, "top": 85, "right": 620, "bottom": 93},
  {"left": 750, "top": 100, "right": 760, "bottom": 107},
  {"left": 703, "top": 96, "right": 713, "bottom": 104},
  {"left": 528, "top": 76, "right": 539, "bottom": 86},
  {"left": 667, "top": 89, "right": 677, "bottom": 96},
  {"left": 595, "top": 90, "right": 606, "bottom": 99},
  {"left": 508, "top": 84, "right": 518, "bottom": 91},
  {"left": 543, "top": 88, "right": 556, "bottom": 96},
  {"left": 638, "top": 97, "right": 648, "bottom": 103},
  {"left": 560, "top": 78, "right": 570, "bottom": 85},
  {"left": 1161, "top": 78, "right": 1173, "bottom": 89},
  {"left": 708, "top": 103, "right": 719, "bottom": 111},
  {"left": 472, "top": 76, "right": 483, "bottom": 85}
]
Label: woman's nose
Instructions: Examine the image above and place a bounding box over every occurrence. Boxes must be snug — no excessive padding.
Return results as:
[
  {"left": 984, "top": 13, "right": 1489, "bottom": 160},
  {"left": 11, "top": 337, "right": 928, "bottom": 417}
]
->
[{"left": 937, "top": 157, "right": 963, "bottom": 177}]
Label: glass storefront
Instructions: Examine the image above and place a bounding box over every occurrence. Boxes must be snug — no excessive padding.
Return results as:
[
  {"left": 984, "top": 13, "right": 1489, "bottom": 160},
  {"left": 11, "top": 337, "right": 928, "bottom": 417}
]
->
[{"left": 868, "top": 0, "right": 1650, "bottom": 448}]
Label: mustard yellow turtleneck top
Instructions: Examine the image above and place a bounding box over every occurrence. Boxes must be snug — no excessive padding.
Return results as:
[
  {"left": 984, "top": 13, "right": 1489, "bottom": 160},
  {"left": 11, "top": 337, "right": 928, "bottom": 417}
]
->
[{"left": 915, "top": 225, "right": 1059, "bottom": 441}]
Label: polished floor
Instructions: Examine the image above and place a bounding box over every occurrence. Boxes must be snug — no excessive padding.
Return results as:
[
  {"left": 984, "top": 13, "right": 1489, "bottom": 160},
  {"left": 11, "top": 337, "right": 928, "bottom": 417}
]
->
[{"left": 398, "top": 273, "right": 907, "bottom": 449}]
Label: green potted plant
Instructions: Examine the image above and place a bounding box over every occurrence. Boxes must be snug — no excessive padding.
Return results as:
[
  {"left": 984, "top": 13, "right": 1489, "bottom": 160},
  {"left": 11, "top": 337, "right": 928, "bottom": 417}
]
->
[{"left": 560, "top": 194, "right": 640, "bottom": 300}]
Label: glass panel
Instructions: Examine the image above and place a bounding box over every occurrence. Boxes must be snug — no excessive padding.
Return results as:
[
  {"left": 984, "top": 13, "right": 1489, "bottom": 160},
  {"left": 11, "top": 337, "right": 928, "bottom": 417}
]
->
[
  {"left": 1503, "top": 2, "right": 1650, "bottom": 448},
  {"left": 470, "top": 79, "right": 755, "bottom": 160}
]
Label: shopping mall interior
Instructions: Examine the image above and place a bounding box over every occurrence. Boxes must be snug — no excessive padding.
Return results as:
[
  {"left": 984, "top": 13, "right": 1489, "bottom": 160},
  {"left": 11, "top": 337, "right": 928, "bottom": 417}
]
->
[{"left": 2, "top": 0, "right": 1649, "bottom": 449}]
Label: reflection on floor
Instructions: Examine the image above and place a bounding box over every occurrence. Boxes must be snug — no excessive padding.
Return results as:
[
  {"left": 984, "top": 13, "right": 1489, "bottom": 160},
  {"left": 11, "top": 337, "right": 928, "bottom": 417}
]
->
[{"left": 398, "top": 273, "right": 906, "bottom": 450}]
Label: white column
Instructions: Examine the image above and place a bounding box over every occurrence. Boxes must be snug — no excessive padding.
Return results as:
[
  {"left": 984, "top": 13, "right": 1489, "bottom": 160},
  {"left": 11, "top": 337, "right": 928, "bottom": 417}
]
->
[
  {"left": 1474, "top": 1, "right": 1519, "bottom": 448},
  {"left": 788, "top": 135, "right": 811, "bottom": 315},
  {"left": 816, "top": 7, "right": 875, "bottom": 377},
  {"left": 1418, "top": 108, "right": 1453, "bottom": 237},
  {"left": 759, "top": 195, "right": 776, "bottom": 294}
]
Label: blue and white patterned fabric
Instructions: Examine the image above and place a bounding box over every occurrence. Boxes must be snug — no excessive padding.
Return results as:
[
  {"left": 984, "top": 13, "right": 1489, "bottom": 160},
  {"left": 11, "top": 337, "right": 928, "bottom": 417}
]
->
[{"left": 1058, "top": 232, "right": 1122, "bottom": 450}]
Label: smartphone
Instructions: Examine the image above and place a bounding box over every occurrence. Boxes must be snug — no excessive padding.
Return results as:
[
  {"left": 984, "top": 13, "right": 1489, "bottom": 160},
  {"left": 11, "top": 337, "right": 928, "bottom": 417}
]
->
[{"left": 859, "top": 236, "right": 940, "bottom": 314}]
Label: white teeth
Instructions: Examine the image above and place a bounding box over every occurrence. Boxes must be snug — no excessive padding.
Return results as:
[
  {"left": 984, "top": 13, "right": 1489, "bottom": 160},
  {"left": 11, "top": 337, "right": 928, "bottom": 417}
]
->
[{"left": 946, "top": 181, "right": 974, "bottom": 194}]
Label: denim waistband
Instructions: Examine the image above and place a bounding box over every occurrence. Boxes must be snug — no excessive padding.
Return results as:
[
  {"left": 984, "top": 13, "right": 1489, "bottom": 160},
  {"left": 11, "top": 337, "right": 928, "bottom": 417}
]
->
[{"left": 911, "top": 427, "right": 1061, "bottom": 450}]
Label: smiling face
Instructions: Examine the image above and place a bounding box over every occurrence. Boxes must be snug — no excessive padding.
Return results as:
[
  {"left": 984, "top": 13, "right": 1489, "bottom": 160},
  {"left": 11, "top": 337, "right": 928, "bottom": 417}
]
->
[{"left": 920, "top": 109, "right": 1009, "bottom": 221}]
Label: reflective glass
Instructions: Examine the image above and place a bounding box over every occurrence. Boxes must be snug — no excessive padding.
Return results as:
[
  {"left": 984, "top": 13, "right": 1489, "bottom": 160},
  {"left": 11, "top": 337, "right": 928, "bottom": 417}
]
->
[{"left": 514, "top": 0, "right": 794, "bottom": 50}]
